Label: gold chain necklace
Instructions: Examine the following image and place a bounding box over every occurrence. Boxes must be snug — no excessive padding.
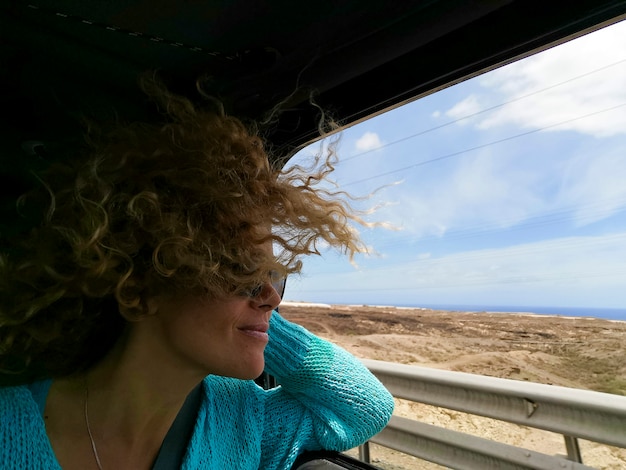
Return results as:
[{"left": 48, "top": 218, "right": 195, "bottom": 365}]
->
[{"left": 84, "top": 383, "right": 104, "bottom": 470}]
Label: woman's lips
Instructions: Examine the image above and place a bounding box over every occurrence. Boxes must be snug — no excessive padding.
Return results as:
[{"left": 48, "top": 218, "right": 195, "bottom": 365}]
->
[{"left": 238, "top": 323, "right": 270, "bottom": 341}]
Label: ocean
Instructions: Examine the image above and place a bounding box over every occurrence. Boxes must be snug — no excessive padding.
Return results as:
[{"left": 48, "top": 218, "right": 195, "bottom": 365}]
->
[{"left": 397, "top": 304, "right": 626, "bottom": 321}]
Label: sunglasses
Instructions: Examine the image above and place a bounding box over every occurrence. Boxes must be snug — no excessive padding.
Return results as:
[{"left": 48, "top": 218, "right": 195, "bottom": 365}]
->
[{"left": 244, "top": 271, "right": 287, "bottom": 299}]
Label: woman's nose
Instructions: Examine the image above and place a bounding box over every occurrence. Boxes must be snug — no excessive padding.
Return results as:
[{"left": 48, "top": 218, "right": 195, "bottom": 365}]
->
[{"left": 251, "top": 282, "right": 282, "bottom": 311}]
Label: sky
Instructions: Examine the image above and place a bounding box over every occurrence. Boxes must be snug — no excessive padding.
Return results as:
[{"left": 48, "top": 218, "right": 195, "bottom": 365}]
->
[{"left": 282, "top": 20, "right": 626, "bottom": 310}]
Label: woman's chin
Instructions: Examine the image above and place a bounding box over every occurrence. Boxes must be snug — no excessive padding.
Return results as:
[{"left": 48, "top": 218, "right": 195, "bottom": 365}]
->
[
  {"left": 232, "top": 360, "right": 266, "bottom": 381},
  {"left": 246, "top": 367, "right": 267, "bottom": 381}
]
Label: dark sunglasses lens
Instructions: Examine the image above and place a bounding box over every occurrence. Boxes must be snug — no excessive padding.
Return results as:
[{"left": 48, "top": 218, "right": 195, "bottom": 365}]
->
[
  {"left": 272, "top": 276, "right": 286, "bottom": 298},
  {"left": 243, "top": 273, "right": 286, "bottom": 299}
]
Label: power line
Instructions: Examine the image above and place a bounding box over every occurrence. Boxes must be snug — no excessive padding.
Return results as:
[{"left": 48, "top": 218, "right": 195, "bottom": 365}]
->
[
  {"left": 367, "top": 197, "right": 626, "bottom": 248},
  {"left": 340, "top": 58, "right": 626, "bottom": 164},
  {"left": 342, "top": 102, "right": 626, "bottom": 187}
]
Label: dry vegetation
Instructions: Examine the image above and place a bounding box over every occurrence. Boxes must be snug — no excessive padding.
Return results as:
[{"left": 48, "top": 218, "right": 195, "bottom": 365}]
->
[{"left": 279, "top": 303, "right": 626, "bottom": 469}]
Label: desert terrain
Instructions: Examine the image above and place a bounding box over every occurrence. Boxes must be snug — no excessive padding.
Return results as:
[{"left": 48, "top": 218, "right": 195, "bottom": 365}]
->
[{"left": 279, "top": 302, "right": 626, "bottom": 470}]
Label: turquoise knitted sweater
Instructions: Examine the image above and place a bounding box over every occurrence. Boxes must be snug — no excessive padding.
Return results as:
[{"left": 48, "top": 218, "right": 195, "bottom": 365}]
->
[{"left": 0, "top": 313, "right": 394, "bottom": 469}]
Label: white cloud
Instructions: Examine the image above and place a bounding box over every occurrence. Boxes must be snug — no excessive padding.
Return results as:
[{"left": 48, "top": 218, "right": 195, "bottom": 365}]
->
[
  {"left": 451, "top": 21, "right": 626, "bottom": 137},
  {"left": 377, "top": 149, "right": 545, "bottom": 238},
  {"left": 376, "top": 140, "right": 626, "bottom": 238},
  {"left": 289, "top": 232, "right": 626, "bottom": 308},
  {"left": 355, "top": 131, "right": 383, "bottom": 152},
  {"left": 400, "top": 234, "right": 626, "bottom": 287},
  {"left": 556, "top": 147, "right": 626, "bottom": 226},
  {"left": 445, "top": 94, "right": 482, "bottom": 124}
]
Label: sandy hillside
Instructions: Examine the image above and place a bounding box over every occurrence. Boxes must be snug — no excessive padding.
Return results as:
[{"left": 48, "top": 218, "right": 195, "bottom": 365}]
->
[{"left": 279, "top": 302, "right": 626, "bottom": 470}]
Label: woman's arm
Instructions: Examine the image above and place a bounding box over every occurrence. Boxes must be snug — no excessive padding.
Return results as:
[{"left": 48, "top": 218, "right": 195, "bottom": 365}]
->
[{"left": 260, "top": 312, "right": 394, "bottom": 466}]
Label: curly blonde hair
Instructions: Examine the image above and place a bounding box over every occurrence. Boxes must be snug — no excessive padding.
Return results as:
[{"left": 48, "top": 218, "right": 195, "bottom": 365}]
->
[{"left": 0, "top": 78, "right": 367, "bottom": 382}]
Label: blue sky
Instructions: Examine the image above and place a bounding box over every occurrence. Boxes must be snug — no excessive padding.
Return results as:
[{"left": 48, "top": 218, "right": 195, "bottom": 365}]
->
[{"left": 282, "top": 20, "right": 626, "bottom": 309}]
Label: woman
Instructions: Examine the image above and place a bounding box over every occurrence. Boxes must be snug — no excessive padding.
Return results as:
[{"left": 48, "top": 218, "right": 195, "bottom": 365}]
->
[{"left": 0, "top": 79, "right": 394, "bottom": 469}]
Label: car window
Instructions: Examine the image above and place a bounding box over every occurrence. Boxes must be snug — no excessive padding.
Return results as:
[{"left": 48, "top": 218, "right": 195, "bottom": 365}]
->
[{"left": 283, "top": 20, "right": 626, "bottom": 319}]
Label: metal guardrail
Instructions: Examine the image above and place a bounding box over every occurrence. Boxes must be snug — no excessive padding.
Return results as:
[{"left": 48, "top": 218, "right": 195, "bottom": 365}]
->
[{"left": 359, "top": 359, "right": 626, "bottom": 469}]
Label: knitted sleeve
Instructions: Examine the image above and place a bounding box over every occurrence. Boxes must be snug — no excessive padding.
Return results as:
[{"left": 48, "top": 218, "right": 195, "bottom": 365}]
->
[
  {"left": 0, "top": 386, "right": 62, "bottom": 470},
  {"left": 260, "top": 312, "right": 394, "bottom": 467}
]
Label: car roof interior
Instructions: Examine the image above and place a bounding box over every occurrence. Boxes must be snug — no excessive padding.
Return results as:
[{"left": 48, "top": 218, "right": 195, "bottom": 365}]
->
[{"left": 1, "top": 0, "right": 625, "bottom": 196}]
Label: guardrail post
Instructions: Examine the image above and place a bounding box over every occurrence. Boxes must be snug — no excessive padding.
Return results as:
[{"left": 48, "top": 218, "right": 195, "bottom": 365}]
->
[
  {"left": 564, "top": 435, "right": 582, "bottom": 463},
  {"left": 358, "top": 441, "right": 371, "bottom": 463}
]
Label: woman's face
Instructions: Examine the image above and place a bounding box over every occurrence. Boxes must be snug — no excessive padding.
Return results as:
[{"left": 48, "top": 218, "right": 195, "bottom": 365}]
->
[{"left": 144, "top": 282, "right": 282, "bottom": 381}]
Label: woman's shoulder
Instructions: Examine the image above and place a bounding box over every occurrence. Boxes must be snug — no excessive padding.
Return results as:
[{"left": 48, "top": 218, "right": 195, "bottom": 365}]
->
[
  {"left": 0, "top": 382, "right": 44, "bottom": 438},
  {"left": 0, "top": 380, "right": 48, "bottom": 417},
  {"left": 0, "top": 382, "right": 61, "bottom": 468},
  {"left": 0, "top": 382, "right": 31, "bottom": 404}
]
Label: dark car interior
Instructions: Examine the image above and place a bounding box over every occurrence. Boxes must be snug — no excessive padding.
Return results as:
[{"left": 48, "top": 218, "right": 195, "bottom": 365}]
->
[
  {"left": 2, "top": 1, "right": 625, "bottom": 468},
  {"left": 2, "top": 1, "right": 625, "bottom": 168}
]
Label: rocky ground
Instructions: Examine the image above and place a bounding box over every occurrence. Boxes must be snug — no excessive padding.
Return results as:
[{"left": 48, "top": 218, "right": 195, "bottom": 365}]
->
[{"left": 279, "top": 302, "right": 626, "bottom": 469}]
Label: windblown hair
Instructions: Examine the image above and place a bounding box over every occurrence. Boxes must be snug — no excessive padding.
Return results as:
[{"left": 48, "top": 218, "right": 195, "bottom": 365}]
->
[{"left": 0, "top": 78, "right": 367, "bottom": 382}]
